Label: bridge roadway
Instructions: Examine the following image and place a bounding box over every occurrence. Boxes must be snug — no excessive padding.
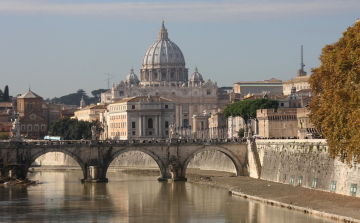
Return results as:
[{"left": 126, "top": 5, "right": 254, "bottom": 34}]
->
[{"left": 0, "top": 139, "right": 248, "bottom": 182}]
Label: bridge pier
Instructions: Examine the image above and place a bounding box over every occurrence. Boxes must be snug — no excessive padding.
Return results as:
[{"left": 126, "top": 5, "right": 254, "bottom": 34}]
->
[
  {"left": 168, "top": 160, "right": 187, "bottom": 181},
  {"left": 81, "top": 165, "right": 108, "bottom": 183},
  {"left": 1, "top": 164, "right": 27, "bottom": 180}
]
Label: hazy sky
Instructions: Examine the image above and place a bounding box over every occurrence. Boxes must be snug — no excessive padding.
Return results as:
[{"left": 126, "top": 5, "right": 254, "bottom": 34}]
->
[{"left": 1, "top": 0, "right": 359, "bottom": 99}]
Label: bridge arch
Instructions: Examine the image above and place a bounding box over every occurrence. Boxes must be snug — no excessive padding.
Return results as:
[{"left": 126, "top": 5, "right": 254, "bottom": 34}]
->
[
  {"left": 103, "top": 147, "right": 170, "bottom": 179},
  {"left": 182, "top": 146, "right": 244, "bottom": 177},
  {"left": 25, "top": 148, "right": 87, "bottom": 180}
]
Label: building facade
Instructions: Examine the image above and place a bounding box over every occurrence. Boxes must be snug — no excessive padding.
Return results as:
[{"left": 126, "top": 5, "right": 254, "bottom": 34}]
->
[
  {"left": 17, "top": 88, "right": 48, "bottom": 139},
  {"left": 73, "top": 105, "right": 107, "bottom": 122},
  {"left": 106, "top": 95, "right": 174, "bottom": 140},
  {"left": 233, "top": 78, "right": 283, "bottom": 99},
  {"left": 257, "top": 108, "right": 298, "bottom": 139}
]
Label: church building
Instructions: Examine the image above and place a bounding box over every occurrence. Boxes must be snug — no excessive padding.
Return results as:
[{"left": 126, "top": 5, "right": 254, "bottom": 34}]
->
[{"left": 101, "top": 21, "right": 229, "bottom": 129}]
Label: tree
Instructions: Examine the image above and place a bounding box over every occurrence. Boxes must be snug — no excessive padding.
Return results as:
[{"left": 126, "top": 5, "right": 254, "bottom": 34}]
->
[
  {"left": 51, "top": 89, "right": 88, "bottom": 105},
  {"left": 0, "top": 89, "right": 3, "bottom": 102},
  {"left": 308, "top": 21, "right": 360, "bottom": 164},
  {"left": 91, "top": 89, "right": 108, "bottom": 98},
  {"left": 223, "top": 98, "right": 278, "bottom": 123},
  {"left": 50, "top": 117, "right": 102, "bottom": 140},
  {"left": 3, "top": 85, "right": 9, "bottom": 102}
]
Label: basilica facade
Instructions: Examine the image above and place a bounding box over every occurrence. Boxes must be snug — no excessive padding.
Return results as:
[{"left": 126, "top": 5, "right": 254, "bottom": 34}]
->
[{"left": 101, "top": 21, "right": 229, "bottom": 129}]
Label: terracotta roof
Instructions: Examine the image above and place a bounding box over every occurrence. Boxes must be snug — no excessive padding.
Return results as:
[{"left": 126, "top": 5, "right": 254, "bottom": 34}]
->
[
  {"left": 0, "top": 102, "right": 12, "bottom": 107},
  {"left": 18, "top": 89, "right": 42, "bottom": 99},
  {"left": 113, "top": 96, "right": 172, "bottom": 104},
  {"left": 79, "top": 105, "right": 107, "bottom": 111},
  {"left": 235, "top": 78, "right": 283, "bottom": 84},
  {"left": 283, "top": 76, "right": 310, "bottom": 84},
  {"left": 0, "top": 122, "right": 12, "bottom": 127}
]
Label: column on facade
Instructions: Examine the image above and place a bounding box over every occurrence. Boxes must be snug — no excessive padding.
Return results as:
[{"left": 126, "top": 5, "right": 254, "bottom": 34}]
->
[
  {"left": 179, "top": 104, "right": 183, "bottom": 127},
  {"left": 155, "top": 115, "right": 158, "bottom": 136},
  {"left": 159, "top": 115, "right": 162, "bottom": 137},
  {"left": 142, "top": 116, "right": 146, "bottom": 136},
  {"left": 139, "top": 115, "right": 142, "bottom": 136}
]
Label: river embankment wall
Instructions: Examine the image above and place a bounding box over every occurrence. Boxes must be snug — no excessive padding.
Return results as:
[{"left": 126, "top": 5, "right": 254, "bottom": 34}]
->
[
  {"left": 33, "top": 150, "right": 236, "bottom": 173},
  {"left": 250, "top": 139, "right": 360, "bottom": 197}
]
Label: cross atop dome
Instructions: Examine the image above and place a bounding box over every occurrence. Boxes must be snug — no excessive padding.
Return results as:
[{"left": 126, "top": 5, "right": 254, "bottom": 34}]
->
[{"left": 158, "top": 20, "right": 169, "bottom": 41}]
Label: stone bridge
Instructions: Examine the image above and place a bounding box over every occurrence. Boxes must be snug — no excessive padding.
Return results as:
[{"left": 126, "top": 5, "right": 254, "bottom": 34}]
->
[{"left": 0, "top": 139, "right": 248, "bottom": 182}]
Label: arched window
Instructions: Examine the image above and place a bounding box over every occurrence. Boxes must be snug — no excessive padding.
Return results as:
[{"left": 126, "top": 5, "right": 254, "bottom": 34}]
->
[{"left": 148, "top": 118, "right": 153, "bottom": 129}]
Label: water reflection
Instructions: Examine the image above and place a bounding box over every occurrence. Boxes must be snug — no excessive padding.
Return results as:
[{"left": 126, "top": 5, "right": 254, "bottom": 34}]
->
[{"left": 0, "top": 171, "right": 337, "bottom": 223}]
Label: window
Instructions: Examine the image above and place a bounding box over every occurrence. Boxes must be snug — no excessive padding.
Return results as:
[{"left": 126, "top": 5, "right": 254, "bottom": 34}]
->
[
  {"left": 165, "top": 130, "right": 168, "bottom": 136},
  {"left": 350, "top": 184, "right": 357, "bottom": 196},
  {"left": 34, "top": 125, "right": 39, "bottom": 131},
  {"left": 120, "top": 91, "right": 124, "bottom": 96},
  {"left": 155, "top": 92, "right": 159, "bottom": 96},
  {"left": 172, "top": 92, "right": 175, "bottom": 95},
  {"left": 21, "top": 125, "right": 25, "bottom": 131},
  {"left": 207, "top": 90, "right": 211, "bottom": 95},
  {"left": 280, "top": 103, "right": 284, "bottom": 107},
  {"left": 289, "top": 176, "right": 294, "bottom": 185},
  {"left": 149, "top": 131, "right": 152, "bottom": 136},
  {"left": 183, "top": 104, "right": 189, "bottom": 113},
  {"left": 132, "top": 105, "right": 135, "bottom": 109},
  {"left": 330, "top": 181, "right": 336, "bottom": 192},
  {"left": 297, "top": 176, "right": 302, "bottom": 186},
  {"left": 162, "top": 73, "right": 166, "bottom": 79},
  {"left": 282, "top": 174, "right": 286, "bottom": 183},
  {"left": 148, "top": 118, "right": 153, "bottom": 129},
  {"left": 165, "top": 121, "right": 169, "bottom": 128},
  {"left": 132, "top": 122, "right": 136, "bottom": 128},
  {"left": 165, "top": 104, "right": 168, "bottom": 109},
  {"left": 132, "top": 131, "right": 136, "bottom": 136},
  {"left": 312, "top": 178, "right": 318, "bottom": 188},
  {"left": 183, "top": 119, "right": 189, "bottom": 127},
  {"left": 28, "top": 125, "right": 32, "bottom": 131}
]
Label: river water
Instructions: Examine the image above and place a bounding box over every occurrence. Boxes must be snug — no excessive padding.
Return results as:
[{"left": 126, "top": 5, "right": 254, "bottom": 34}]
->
[{"left": 0, "top": 171, "right": 337, "bottom": 223}]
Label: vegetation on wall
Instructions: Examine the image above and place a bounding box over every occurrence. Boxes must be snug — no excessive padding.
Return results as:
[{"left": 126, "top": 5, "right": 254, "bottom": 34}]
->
[
  {"left": 223, "top": 98, "right": 278, "bottom": 123},
  {"left": 309, "top": 21, "right": 360, "bottom": 164},
  {"left": 50, "top": 118, "right": 102, "bottom": 140}
]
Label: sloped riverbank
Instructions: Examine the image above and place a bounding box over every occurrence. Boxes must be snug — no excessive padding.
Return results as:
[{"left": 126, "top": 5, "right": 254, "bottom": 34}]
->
[{"left": 124, "top": 168, "right": 360, "bottom": 223}]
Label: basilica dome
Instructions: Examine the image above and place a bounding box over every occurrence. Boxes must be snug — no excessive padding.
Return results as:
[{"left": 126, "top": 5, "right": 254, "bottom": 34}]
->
[
  {"left": 190, "top": 67, "right": 203, "bottom": 82},
  {"left": 125, "top": 68, "right": 139, "bottom": 85},
  {"left": 139, "top": 21, "right": 188, "bottom": 83},
  {"left": 142, "top": 21, "right": 185, "bottom": 68}
]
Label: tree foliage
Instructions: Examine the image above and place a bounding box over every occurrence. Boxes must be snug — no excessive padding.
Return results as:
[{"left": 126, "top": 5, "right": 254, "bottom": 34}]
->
[
  {"left": 49, "top": 117, "right": 102, "bottom": 140},
  {"left": 309, "top": 21, "right": 360, "bottom": 164},
  {"left": 51, "top": 89, "right": 88, "bottom": 105},
  {"left": 223, "top": 98, "right": 278, "bottom": 123},
  {"left": 50, "top": 89, "right": 108, "bottom": 105},
  {"left": 3, "top": 85, "right": 9, "bottom": 102}
]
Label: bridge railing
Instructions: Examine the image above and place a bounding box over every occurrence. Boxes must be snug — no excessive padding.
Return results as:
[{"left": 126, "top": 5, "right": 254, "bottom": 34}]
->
[{"left": 0, "top": 138, "right": 247, "bottom": 147}]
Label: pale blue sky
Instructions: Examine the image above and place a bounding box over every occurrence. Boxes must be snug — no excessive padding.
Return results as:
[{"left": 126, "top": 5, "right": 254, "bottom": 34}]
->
[{"left": 1, "top": 0, "right": 359, "bottom": 99}]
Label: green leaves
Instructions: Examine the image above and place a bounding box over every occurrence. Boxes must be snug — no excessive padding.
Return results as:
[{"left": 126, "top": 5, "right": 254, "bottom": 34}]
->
[
  {"left": 223, "top": 98, "right": 278, "bottom": 123},
  {"left": 50, "top": 117, "right": 101, "bottom": 140}
]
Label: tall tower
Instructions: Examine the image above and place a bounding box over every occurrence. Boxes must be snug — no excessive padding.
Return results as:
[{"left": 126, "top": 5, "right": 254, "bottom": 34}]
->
[{"left": 297, "top": 45, "right": 307, "bottom": 77}]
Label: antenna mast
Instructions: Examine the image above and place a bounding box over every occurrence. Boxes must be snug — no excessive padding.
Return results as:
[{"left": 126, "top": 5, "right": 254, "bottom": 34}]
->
[
  {"left": 105, "top": 73, "right": 115, "bottom": 89},
  {"left": 300, "top": 45, "right": 304, "bottom": 71}
]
